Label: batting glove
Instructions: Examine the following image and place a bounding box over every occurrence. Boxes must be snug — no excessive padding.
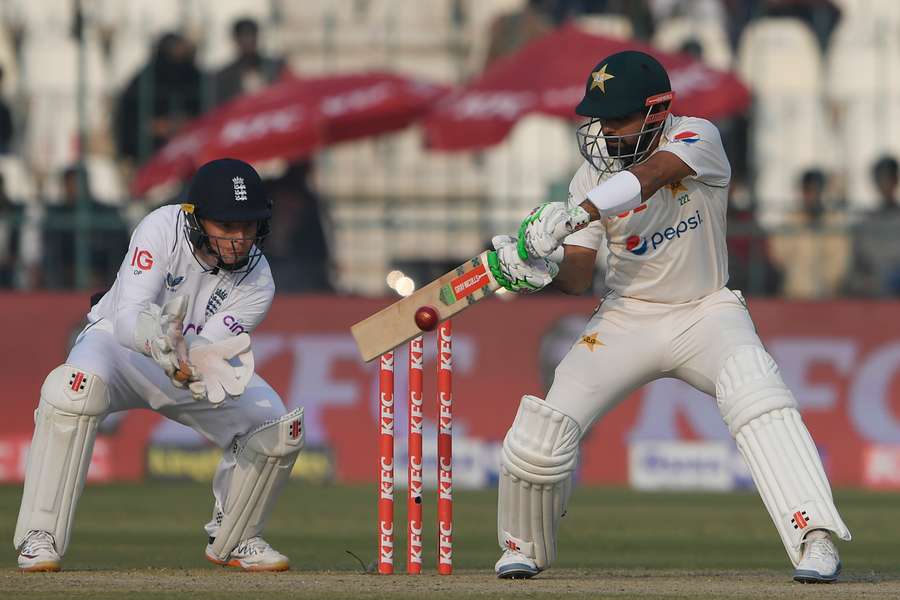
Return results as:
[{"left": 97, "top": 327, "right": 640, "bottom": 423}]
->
[
  {"left": 517, "top": 202, "right": 590, "bottom": 260},
  {"left": 488, "top": 235, "right": 559, "bottom": 294}
]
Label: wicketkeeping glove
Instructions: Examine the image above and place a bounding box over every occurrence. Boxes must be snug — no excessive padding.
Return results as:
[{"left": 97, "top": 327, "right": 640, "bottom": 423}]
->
[
  {"left": 185, "top": 333, "right": 255, "bottom": 404},
  {"left": 517, "top": 202, "right": 590, "bottom": 260},
  {"left": 488, "top": 234, "right": 559, "bottom": 294},
  {"left": 134, "top": 295, "right": 196, "bottom": 387}
]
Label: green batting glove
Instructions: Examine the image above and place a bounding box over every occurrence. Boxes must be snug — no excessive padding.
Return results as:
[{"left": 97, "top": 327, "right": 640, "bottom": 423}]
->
[
  {"left": 488, "top": 250, "right": 515, "bottom": 292},
  {"left": 516, "top": 204, "right": 549, "bottom": 261}
]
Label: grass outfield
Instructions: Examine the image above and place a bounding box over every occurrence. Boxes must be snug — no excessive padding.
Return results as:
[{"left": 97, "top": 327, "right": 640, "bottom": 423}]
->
[{"left": 0, "top": 483, "right": 898, "bottom": 599}]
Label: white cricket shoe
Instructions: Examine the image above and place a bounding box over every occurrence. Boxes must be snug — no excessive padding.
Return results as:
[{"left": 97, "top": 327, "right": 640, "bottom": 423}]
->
[
  {"left": 17, "top": 530, "right": 61, "bottom": 572},
  {"left": 793, "top": 532, "right": 841, "bottom": 583},
  {"left": 206, "top": 536, "right": 290, "bottom": 572},
  {"left": 495, "top": 548, "right": 542, "bottom": 579}
]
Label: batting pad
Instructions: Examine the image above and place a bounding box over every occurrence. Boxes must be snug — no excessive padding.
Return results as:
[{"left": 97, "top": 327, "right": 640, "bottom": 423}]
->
[
  {"left": 209, "top": 407, "right": 304, "bottom": 560},
  {"left": 14, "top": 365, "right": 109, "bottom": 555},
  {"left": 716, "top": 346, "right": 851, "bottom": 566},
  {"left": 498, "top": 395, "right": 581, "bottom": 569}
]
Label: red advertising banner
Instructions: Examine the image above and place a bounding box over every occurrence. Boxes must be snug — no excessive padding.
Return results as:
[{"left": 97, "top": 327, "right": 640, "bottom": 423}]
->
[{"left": 1, "top": 292, "right": 899, "bottom": 489}]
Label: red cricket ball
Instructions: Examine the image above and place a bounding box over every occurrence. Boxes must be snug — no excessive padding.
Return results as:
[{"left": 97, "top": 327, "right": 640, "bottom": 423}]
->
[{"left": 414, "top": 305, "right": 439, "bottom": 332}]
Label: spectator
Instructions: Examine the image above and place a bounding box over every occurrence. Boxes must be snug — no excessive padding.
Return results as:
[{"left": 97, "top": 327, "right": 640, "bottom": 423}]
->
[
  {"left": 872, "top": 155, "right": 899, "bottom": 213},
  {"left": 762, "top": 0, "right": 841, "bottom": 50},
  {"left": 844, "top": 156, "right": 900, "bottom": 296},
  {"left": 211, "top": 18, "right": 285, "bottom": 107},
  {"left": 115, "top": 33, "right": 202, "bottom": 163},
  {"left": 768, "top": 169, "right": 850, "bottom": 298},
  {"left": 484, "top": 0, "right": 555, "bottom": 68},
  {"left": 0, "top": 174, "right": 22, "bottom": 287},
  {"left": 0, "top": 68, "right": 13, "bottom": 154},
  {"left": 263, "top": 161, "right": 333, "bottom": 292},
  {"left": 42, "top": 166, "right": 127, "bottom": 289},
  {"left": 726, "top": 178, "right": 781, "bottom": 295}
]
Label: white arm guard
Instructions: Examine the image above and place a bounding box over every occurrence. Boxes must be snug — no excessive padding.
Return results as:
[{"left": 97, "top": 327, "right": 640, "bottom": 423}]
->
[{"left": 585, "top": 170, "right": 643, "bottom": 217}]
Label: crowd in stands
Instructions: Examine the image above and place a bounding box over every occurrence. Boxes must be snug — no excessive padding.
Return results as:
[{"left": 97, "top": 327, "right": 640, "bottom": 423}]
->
[{"left": 0, "top": 0, "right": 898, "bottom": 298}]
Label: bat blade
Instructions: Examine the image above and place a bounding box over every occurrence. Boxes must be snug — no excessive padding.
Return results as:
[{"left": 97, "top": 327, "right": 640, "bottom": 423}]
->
[{"left": 351, "top": 251, "right": 499, "bottom": 361}]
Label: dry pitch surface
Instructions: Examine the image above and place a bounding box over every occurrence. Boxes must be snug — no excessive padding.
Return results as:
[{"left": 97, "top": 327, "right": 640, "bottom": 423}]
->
[
  {"left": 1, "top": 484, "right": 898, "bottom": 599},
  {"left": 4, "top": 569, "right": 900, "bottom": 600}
]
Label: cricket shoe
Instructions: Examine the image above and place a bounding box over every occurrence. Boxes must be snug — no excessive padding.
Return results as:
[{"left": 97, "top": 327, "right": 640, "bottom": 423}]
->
[
  {"left": 17, "top": 530, "right": 61, "bottom": 572},
  {"left": 793, "top": 532, "right": 841, "bottom": 583},
  {"left": 205, "top": 536, "right": 290, "bottom": 572},
  {"left": 495, "top": 548, "right": 542, "bottom": 579}
]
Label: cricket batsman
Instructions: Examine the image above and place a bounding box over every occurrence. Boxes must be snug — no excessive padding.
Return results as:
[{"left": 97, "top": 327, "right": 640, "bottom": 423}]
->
[
  {"left": 487, "top": 51, "right": 850, "bottom": 582},
  {"left": 15, "top": 158, "right": 304, "bottom": 572}
]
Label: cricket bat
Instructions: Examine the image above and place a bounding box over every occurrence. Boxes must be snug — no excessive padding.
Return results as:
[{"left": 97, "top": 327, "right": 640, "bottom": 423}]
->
[{"left": 351, "top": 251, "right": 500, "bottom": 362}]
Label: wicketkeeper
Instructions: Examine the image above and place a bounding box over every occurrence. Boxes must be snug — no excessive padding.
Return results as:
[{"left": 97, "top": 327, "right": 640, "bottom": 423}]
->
[
  {"left": 15, "top": 158, "right": 304, "bottom": 572},
  {"left": 488, "top": 50, "right": 850, "bottom": 583}
]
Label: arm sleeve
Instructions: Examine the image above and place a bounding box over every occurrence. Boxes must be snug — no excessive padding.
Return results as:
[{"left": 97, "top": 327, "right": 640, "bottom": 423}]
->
[
  {"left": 112, "top": 213, "right": 172, "bottom": 352},
  {"left": 657, "top": 118, "right": 731, "bottom": 188},
  {"left": 562, "top": 162, "right": 605, "bottom": 250},
  {"left": 200, "top": 283, "right": 274, "bottom": 342}
]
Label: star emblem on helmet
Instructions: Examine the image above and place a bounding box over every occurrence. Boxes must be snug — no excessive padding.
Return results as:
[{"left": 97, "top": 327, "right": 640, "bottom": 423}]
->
[{"left": 590, "top": 64, "right": 615, "bottom": 93}]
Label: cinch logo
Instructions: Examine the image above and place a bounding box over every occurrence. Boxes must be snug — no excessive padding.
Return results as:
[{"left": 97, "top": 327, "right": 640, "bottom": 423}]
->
[{"left": 626, "top": 210, "right": 704, "bottom": 254}]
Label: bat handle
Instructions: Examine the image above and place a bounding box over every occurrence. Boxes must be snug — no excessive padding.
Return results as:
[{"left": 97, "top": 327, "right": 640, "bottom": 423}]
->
[{"left": 173, "top": 360, "right": 193, "bottom": 383}]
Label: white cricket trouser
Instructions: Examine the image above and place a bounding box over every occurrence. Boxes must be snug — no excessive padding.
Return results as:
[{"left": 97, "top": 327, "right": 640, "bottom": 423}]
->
[
  {"left": 546, "top": 287, "right": 760, "bottom": 431},
  {"left": 64, "top": 320, "right": 287, "bottom": 535}
]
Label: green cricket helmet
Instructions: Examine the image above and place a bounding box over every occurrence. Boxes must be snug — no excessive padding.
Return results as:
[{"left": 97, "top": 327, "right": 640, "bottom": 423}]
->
[{"left": 574, "top": 50, "right": 675, "bottom": 176}]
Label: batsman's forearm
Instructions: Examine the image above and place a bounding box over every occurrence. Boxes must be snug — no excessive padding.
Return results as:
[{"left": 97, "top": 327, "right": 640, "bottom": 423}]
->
[
  {"left": 579, "top": 200, "right": 601, "bottom": 221},
  {"left": 551, "top": 262, "right": 593, "bottom": 295},
  {"left": 549, "top": 244, "right": 596, "bottom": 295}
]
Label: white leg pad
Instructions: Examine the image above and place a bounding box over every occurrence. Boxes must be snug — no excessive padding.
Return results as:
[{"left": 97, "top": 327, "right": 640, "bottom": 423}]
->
[
  {"left": 498, "top": 395, "right": 581, "bottom": 569},
  {"left": 209, "top": 407, "right": 304, "bottom": 560},
  {"left": 14, "top": 365, "right": 109, "bottom": 555},
  {"left": 716, "top": 346, "right": 851, "bottom": 566}
]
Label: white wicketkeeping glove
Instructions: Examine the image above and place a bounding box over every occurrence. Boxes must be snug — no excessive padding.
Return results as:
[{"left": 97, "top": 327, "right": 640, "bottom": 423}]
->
[
  {"left": 185, "top": 333, "right": 255, "bottom": 404},
  {"left": 516, "top": 202, "right": 591, "bottom": 260},
  {"left": 134, "top": 296, "right": 195, "bottom": 387},
  {"left": 488, "top": 234, "right": 559, "bottom": 294}
]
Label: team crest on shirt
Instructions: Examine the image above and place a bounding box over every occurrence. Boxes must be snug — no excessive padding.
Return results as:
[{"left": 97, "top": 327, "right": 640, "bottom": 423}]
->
[
  {"left": 667, "top": 180, "right": 690, "bottom": 205},
  {"left": 165, "top": 272, "right": 185, "bottom": 291},
  {"left": 578, "top": 332, "right": 604, "bottom": 351},
  {"left": 206, "top": 287, "right": 229, "bottom": 317}
]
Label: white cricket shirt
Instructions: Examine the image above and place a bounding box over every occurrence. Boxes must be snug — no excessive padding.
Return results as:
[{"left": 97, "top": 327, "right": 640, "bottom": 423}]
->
[
  {"left": 88, "top": 205, "right": 275, "bottom": 351},
  {"left": 564, "top": 115, "right": 731, "bottom": 303}
]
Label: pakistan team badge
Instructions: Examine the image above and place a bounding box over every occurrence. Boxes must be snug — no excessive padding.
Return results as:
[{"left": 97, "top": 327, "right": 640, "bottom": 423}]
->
[{"left": 579, "top": 332, "right": 604, "bottom": 351}]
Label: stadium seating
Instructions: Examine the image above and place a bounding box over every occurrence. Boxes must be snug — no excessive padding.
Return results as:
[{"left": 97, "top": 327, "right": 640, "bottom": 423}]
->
[
  {"left": 652, "top": 17, "right": 732, "bottom": 70},
  {"left": 826, "top": 14, "right": 900, "bottom": 209},
  {"left": 737, "top": 17, "right": 835, "bottom": 226}
]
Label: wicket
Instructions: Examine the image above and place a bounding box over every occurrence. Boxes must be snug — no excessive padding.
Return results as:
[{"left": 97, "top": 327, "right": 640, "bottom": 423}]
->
[{"left": 378, "top": 320, "right": 453, "bottom": 575}]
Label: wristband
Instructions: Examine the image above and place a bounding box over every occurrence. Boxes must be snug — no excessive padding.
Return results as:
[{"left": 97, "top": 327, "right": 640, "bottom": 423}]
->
[{"left": 585, "top": 170, "right": 642, "bottom": 217}]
